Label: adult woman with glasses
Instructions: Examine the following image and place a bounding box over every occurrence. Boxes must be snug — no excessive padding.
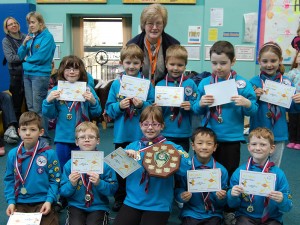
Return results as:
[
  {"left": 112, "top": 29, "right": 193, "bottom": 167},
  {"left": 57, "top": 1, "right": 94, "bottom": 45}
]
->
[
  {"left": 2, "top": 17, "right": 26, "bottom": 120},
  {"left": 127, "top": 3, "right": 180, "bottom": 85},
  {"left": 18, "top": 11, "right": 56, "bottom": 141}
]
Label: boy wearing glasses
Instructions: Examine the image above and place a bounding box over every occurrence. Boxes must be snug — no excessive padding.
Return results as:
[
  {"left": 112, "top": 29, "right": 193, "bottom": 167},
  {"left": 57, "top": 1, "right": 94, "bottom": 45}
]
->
[
  {"left": 60, "top": 121, "right": 118, "bottom": 225},
  {"left": 105, "top": 44, "right": 154, "bottom": 211},
  {"left": 156, "top": 45, "right": 198, "bottom": 152},
  {"left": 112, "top": 106, "right": 190, "bottom": 225}
]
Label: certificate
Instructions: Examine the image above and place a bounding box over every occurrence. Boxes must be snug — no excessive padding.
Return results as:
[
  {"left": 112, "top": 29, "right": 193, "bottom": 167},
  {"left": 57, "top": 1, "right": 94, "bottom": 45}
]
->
[
  {"left": 239, "top": 170, "right": 276, "bottom": 197},
  {"left": 187, "top": 169, "right": 222, "bottom": 193},
  {"left": 57, "top": 81, "right": 87, "bottom": 102},
  {"left": 7, "top": 212, "right": 42, "bottom": 225},
  {"left": 71, "top": 151, "right": 104, "bottom": 174},
  {"left": 104, "top": 147, "right": 141, "bottom": 179},
  {"left": 119, "top": 75, "right": 150, "bottom": 101},
  {"left": 259, "top": 80, "right": 296, "bottom": 108},
  {"left": 155, "top": 86, "right": 184, "bottom": 107},
  {"left": 204, "top": 79, "right": 238, "bottom": 107}
]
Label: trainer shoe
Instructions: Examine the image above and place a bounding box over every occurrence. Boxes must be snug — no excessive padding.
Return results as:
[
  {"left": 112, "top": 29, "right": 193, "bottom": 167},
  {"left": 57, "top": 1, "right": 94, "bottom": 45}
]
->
[
  {"left": 223, "top": 212, "right": 236, "bottom": 225},
  {"left": 286, "top": 143, "right": 296, "bottom": 149},
  {"left": 4, "top": 126, "right": 19, "bottom": 140},
  {"left": 294, "top": 144, "right": 300, "bottom": 150},
  {"left": 4, "top": 136, "right": 18, "bottom": 144}
]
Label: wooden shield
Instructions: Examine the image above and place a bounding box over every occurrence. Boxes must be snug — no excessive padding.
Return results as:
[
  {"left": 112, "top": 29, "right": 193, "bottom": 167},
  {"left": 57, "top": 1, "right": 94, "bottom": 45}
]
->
[{"left": 143, "top": 143, "right": 180, "bottom": 178}]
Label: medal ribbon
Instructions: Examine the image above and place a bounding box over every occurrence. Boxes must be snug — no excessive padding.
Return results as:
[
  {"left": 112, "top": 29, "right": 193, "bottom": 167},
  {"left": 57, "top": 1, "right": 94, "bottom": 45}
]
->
[
  {"left": 246, "top": 157, "right": 275, "bottom": 221},
  {"left": 166, "top": 74, "right": 185, "bottom": 127},
  {"left": 139, "top": 135, "right": 166, "bottom": 193},
  {"left": 146, "top": 37, "right": 162, "bottom": 85},
  {"left": 81, "top": 174, "right": 93, "bottom": 207},
  {"left": 191, "top": 156, "right": 216, "bottom": 212},
  {"left": 14, "top": 141, "right": 40, "bottom": 197},
  {"left": 204, "top": 71, "right": 236, "bottom": 126},
  {"left": 65, "top": 101, "right": 76, "bottom": 115},
  {"left": 259, "top": 72, "right": 283, "bottom": 126}
]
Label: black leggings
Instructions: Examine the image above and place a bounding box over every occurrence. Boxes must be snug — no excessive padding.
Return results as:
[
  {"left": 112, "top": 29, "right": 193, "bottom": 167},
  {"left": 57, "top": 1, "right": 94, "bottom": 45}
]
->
[{"left": 112, "top": 204, "right": 170, "bottom": 225}]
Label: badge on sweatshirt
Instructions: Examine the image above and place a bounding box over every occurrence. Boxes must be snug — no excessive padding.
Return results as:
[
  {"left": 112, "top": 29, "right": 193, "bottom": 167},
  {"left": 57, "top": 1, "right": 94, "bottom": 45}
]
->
[
  {"left": 36, "top": 156, "right": 47, "bottom": 167},
  {"left": 236, "top": 80, "right": 246, "bottom": 88},
  {"left": 184, "top": 86, "right": 193, "bottom": 96},
  {"left": 283, "top": 79, "right": 291, "bottom": 86},
  {"left": 37, "top": 167, "right": 44, "bottom": 174}
]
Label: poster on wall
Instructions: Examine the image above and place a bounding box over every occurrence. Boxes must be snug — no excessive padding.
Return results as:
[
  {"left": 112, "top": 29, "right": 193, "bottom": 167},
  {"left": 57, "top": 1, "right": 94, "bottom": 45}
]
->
[
  {"left": 258, "top": 0, "right": 300, "bottom": 64},
  {"left": 37, "top": 0, "right": 106, "bottom": 3},
  {"left": 123, "top": 0, "right": 195, "bottom": 3},
  {"left": 188, "top": 26, "right": 201, "bottom": 44},
  {"left": 46, "top": 23, "right": 63, "bottom": 42},
  {"left": 210, "top": 8, "right": 223, "bottom": 27}
]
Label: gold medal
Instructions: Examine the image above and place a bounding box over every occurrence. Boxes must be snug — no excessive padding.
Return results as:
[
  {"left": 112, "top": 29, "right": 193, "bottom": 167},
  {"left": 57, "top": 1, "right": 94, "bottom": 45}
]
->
[
  {"left": 85, "top": 194, "right": 91, "bottom": 201},
  {"left": 20, "top": 187, "right": 27, "bottom": 195},
  {"left": 217, "top": 115, "right": 223, "bottom": 123},
  {"left": 247, "top": 205, "right": 254, "bottom": 212},
  {"left": 67, "top": 113, "right": 72, "bottom": 120},
  {"left": 266, "top": 111, "right": 272, "bottom": 118}
]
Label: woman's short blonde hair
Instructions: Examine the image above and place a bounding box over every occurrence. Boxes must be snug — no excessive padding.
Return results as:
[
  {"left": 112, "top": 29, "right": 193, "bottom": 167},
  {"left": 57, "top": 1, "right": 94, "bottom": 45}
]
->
[
  {"left": 3, "top": 17, "right": 20, "bottom": 34},
  {"left": 140, "top": 3, "right": 168, "bottom": 31},
  {"left": 26, "top": 11, "right": 46, "bottom": 33}
]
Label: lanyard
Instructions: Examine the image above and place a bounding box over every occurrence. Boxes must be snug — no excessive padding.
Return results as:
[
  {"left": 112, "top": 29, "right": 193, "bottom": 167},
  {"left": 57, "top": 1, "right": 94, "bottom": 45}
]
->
[{"left": 146, "top": 38, "right": 162, "bottom": 84}]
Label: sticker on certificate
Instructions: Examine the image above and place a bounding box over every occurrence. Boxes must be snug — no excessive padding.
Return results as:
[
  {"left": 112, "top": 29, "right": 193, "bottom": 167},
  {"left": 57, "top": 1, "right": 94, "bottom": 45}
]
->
[
  {"left": 239, "top": 170, "right": 276, "bottom": 196},
  {"left": 260, "top": 80, "right": 296, "bottom": 108},
  {"left": 7, "top": 212, "right": 42, "bottom": 225},
  {"left": 119, "top": 75, "right": 150, "bottom": 101},
  {"left": 155, "top": 86, "right": 184, "bottom": 107},
  {"left": 57, "top": 81, "right": 87, "bottom": 102},
  {"left": 71, "top": 151, "right": 104, "bottom": 174},
  {"left": 204, "top": 79, "right": 238, "bottom": 107},
  {"left": 187, "top": 169, "right": 222, "bottom": 192},
  {"left": 104, "top": 147, "right": 141, "bottom": 179}
]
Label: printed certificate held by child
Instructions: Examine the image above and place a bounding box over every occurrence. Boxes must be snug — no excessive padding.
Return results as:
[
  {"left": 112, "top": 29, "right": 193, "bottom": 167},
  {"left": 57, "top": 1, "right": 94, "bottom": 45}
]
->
[
  {"left": 119, "top": 75, "right": 150, "bottom": 101},
  {"left": 259, "top": 79, "right": 296, "bottom": 108},
  {"left": 71, "top": 150, "right": 104, "bottom": 174},
  {"left": 204, "top": 79, "right": 238, "bottom": 107},
  {"left": 104, "top": 147, "right": 141, "bottom": 179},
  {"left": 7, "top": 212, "right": 42, "bottom": 225},
  {"left": 239, "top": 170, "right": 276, "bottom": 196},
  {"left": 57, "top": 81, "right": 87, "bottom": 102},
  {"left": 187, "top": 168, "right": 222, "bottom": 192},
  {"left": 155, "top": 86, "right": 184, "bottom": 107}
]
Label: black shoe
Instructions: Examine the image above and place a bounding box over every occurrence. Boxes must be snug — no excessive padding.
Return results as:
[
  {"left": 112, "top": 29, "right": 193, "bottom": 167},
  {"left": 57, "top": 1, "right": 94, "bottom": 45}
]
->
[{"left": 112, "top": 201, "right": 123, "bottom": 212}]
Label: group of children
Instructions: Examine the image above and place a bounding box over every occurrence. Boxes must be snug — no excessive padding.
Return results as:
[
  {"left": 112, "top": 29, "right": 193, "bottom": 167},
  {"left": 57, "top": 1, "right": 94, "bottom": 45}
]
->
[{"left": 3, "top": 38, "right": 300, "bottom": 225}]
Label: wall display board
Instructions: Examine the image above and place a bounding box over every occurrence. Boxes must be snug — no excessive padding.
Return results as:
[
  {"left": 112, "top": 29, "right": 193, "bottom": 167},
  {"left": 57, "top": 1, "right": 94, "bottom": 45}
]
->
[
  {"left": 258, "top": 0, "right": 300, "bottom": 64},
  {"left": 37, "top": 0, "right": 106, "bottom": 3},
  {"left": 123, "top": 0, "right": 195, "bottom": 3}
]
